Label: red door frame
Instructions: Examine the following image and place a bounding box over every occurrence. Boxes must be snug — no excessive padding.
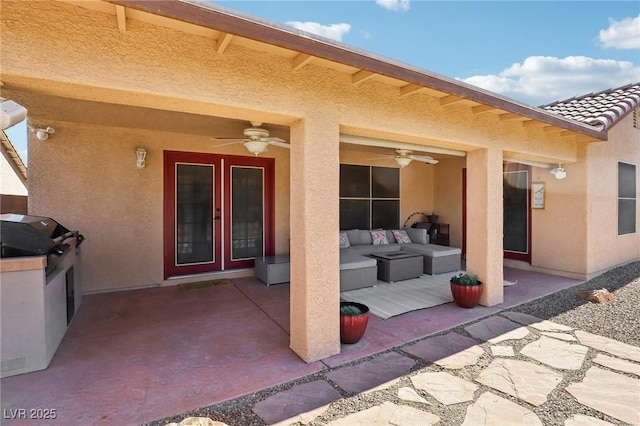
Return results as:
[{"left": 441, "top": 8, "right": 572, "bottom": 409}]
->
[
  {"left": 503, "top": 163, "right": 532, "bottom": 262},
  {"left": 163, "top": 151, "right": 275, "bottom": 279}
]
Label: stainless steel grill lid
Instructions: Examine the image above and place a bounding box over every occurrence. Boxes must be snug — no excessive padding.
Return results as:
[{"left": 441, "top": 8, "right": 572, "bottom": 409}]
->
[{"left": 0, "top": 214, "right": 83, "bottom": 257}]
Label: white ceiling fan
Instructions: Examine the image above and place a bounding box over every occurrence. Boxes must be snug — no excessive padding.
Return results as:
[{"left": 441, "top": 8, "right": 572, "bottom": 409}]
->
[
  {"left": 370, "top": 149, "right": 439, "bottom": 168},
  {"left": 212, "top": 121, "right": 289, "bottom": 155}
]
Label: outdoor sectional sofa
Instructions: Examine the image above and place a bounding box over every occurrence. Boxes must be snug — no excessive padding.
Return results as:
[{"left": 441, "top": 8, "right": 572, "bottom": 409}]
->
[{"left": 339, "top": 228, "right": 462, "bottom": 292}]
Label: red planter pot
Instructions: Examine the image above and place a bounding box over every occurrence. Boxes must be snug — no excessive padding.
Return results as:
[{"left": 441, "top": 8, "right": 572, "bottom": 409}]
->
[
  {"left": 340, "top": 302, "right": 370, "bottom": 344},
  {"left": 450, "top": 282, "right": 484, "bottom": 308}
]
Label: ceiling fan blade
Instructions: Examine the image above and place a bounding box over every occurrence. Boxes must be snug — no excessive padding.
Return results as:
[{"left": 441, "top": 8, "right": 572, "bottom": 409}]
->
[
  {"left": 268, "top": 141, "right": 291, "bottom": 149},
  {"left": 367, "top": 155, "right": 394, "bottom": 160},
  {"left": 411, "top": 155, "right": 439, "bottom": 164},
  {"left": 212, "top": 140, "right": 245, "bottom": 147}
]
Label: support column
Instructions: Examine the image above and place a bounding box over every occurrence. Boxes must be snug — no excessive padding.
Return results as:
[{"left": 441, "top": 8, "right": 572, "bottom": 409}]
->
[
  {"left": 289, "top": 115, "right": 341, "bottom": 362},
  {"left": 466, "top": 147, "right": 504, "bottom": 306}
]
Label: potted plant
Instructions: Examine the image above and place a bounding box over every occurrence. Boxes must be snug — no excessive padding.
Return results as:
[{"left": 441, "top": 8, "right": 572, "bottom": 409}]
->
[
  {"left": 339, "top": 302, "right": 369, "bottom": 344},
  {"left": 450, "top": 273, "right": 483, "bottom": 308}
]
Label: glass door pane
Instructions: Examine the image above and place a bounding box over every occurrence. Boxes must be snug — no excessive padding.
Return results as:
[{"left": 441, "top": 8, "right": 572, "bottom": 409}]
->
[
  {"left": 231, "top": 167, "right": 264, "bottom": 260},
  {"left": 503, "top": 169, "right": 529, "bottom": 256},
  {"left": 176, "top": 164, "right": 214, "bottom": 265}
]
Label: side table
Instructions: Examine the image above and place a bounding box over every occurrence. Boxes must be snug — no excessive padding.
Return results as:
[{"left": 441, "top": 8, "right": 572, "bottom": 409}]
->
[{"left": 255, "top": 255, "right": 290, "bottom": 285}]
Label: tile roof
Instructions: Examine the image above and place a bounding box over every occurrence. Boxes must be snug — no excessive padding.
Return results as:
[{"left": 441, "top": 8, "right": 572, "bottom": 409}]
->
[{"left": 540, "top": 82, "right": 640, "bottom": 131}]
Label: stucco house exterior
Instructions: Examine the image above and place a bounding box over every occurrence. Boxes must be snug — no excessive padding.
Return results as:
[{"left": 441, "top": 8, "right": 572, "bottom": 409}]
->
[{"left": 1, "top": 0, "right": 638, "bottom": 362}]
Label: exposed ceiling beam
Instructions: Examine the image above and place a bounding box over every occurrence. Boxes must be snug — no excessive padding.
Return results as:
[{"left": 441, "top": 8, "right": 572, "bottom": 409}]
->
[
  {"left": 522, "top": 120, "right": 546, "bottom": 128},
  {"left": 499, "top": 113, "right": 525, "bottom": 121},
  {"left": 340, "top": 133, "right": 467, "bottom": 157},
  {"left": 215, "top": 32, "right": 233, "bottom": 54},
  {"left": 471, "top": 104, "right": 498, "bottom": 114},
  {"left": 292, "top": 53, "right": 314, "bottom": 70},
  {"left": 439, "top": 95, "right": 465, "bottom": 106},
  {"left": 352, "top": 70, "right": 376, "bottom": 85},
  {"left": 115, "top": 5, "right": 127, "bottom": 33},
  {"left": 399, "top": 83, "right": 426, "bottom": 97}
]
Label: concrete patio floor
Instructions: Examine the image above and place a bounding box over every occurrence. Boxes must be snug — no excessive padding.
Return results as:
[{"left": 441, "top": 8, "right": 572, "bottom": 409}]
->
[{"left": 0, "top": 267, "right": 584, "bottom": 425}]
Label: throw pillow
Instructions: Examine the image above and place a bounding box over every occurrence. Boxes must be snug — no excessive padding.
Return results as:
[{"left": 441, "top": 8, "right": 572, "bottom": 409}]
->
[
  {"left": 370, "top": 230, "right": 389, "bottom": 245},
  {"left": 339, "top": 232, "right": 351, "bottom": 249},
  {"left": 392, "top": 229, "right": 412, "bottom": 244}
]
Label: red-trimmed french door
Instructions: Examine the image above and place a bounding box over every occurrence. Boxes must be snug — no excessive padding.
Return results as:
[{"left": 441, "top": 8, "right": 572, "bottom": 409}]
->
[
  {"left": 163, "top": 151, "right": 275, "bottom": 278},
  {"left": 503, "top": 163, "right": 532, "bottom": 262}
]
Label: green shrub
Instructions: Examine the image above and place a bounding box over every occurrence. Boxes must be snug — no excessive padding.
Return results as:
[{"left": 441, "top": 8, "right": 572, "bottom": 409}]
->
[
  {"left": 450, "top": 273, "right": 481, "bottom": 286},
  {"left": 340, "top": 304, "right": 363, "bottom": 315}
]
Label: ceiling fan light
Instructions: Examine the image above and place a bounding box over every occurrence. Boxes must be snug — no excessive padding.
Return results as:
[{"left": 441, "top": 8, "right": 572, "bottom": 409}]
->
[
  {"left": 550, "top": 165, "right": 567, "bottom": 180},
  {"left": 395, "top": 157, "right": 412, "bottom": 168},
  {"left": 243, "top": 141, "right": 269, "bottom": 156}
]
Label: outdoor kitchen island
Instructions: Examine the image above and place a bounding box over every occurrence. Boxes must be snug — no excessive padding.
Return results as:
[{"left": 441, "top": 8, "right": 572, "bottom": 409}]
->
[{"left": 0, "top": 215, "right": 83, "bottom": 378}]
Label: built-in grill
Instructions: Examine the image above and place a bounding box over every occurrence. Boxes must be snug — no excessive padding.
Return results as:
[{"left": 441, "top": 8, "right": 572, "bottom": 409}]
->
[
  {"left": 1, "top": 213, "right": 85, "bottom": 378},
  {"left": 0, "top": 213, "right": 84, "bottom": 275}
]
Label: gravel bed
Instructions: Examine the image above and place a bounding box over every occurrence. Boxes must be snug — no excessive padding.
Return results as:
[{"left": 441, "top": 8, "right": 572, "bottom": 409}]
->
[{"left": 145, "top": 261, "right": 640, "bottom": 426}]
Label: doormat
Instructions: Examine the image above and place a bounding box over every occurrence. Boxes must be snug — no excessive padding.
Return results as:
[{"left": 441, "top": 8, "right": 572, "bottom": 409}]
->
[{"left": 178, "top": 279, "right": 233, "bottom": 291}]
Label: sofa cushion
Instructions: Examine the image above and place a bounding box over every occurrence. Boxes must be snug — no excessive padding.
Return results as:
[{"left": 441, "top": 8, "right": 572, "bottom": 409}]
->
[
  {"left": 370, "top": 230, "right": 389, "bottom": 245},
  {"left": 347, "top": 245, "right": 379, "bottom": 256},
  {"left": 406, "top": 227, "right": 428, "bottom": 245},
  {"left": 339, "top": 231, "right": 351, "bottom": 249},
  {"left": 340, "top": 251, "right": 377, "bottom": 270},
  {"left": 403, "top": 243, "right": 461, "bottom": 257},
  {"left": 392, "top": 229, "right": 412, "bottom": 244},
  {"left": 372, "top": 243, "right": 402, "bottom": 254},
  {"left": 345, "top": 229, "right": 362, "bottom": 246},
  {"left": 359, "top": 230, "right": 373, "bottom": 245}
]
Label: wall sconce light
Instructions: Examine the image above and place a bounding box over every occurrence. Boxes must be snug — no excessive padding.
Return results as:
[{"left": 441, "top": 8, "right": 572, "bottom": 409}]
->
[
  {"left": 136, "top": 147, "right": 147, "bottom": 169},
  {"left": 34, "top": 126, "right": 55, "bottom": 141},
  {"left": 550, "top": 164, "right": 567, "bottom": 180},
  {"left": 243, "top": 141, "right": 269, "bottom": 156}
]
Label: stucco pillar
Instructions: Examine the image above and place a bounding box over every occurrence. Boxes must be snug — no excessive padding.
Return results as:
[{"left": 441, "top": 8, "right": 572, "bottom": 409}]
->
[
  {"left": 466, "top": 148, "right": 504, "bottom": 306},
  {"left": 288, "top": 116, "right": 341, "bottom": 362}
]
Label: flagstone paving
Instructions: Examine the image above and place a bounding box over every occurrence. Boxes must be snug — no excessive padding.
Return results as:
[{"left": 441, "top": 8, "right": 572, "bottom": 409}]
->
[
  {"left": 564, "top": 414, "right": 617, "bottom": 425},
  {"left": 461, "top": 392, "right": 542, "bottom": 426},
  {"left": 520, "top": 336, "right": 589, "bottom": 370},
  {"left": 464, "top": 315, "right": 530, "bottom": 343},
  {"left": 253, "top": 312, "right": 640, "bottom": 426},
  {"left": 411, "top": 372, "right": 478, "bottom": 405},
  {"left": 566, "top": 366, "right": 640, "bottom": 425},
  {"left": 575, "top": 330, "right": 640, "bottom": 362},
  {"left": 475, "top": 358, "right": 563, "bottom": 406},
  {"left": 402, "top": 331, "right": 484, "bottom": 369}
]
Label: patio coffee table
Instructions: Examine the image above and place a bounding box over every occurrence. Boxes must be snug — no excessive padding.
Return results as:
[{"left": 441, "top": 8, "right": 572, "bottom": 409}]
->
[
  {"left": 370, "top": 251, "right": 423, "bottom": 283},
  {"left": 255, "top": 255, "right": 290, "bottom": 285}
]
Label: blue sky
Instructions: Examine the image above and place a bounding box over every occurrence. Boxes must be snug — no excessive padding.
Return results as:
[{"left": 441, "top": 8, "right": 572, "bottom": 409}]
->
[{"left": 5, "top": 1, "right": 639, "bottom": 164}]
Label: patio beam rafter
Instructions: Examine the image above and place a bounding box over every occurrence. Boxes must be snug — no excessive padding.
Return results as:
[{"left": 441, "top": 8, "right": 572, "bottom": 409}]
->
[
  {"left": 215, "top": 32, "right": 233, "bottom": 54},
  {"left": 292, "top": 53, "right": 314, "bottom": 70},
  {"left": 399, "top": 83, "right": 427, "bottom": 97},
  {"left": 103, "top": 0, "right": 606, "bottom": 140},
  {"left": 352, "top": 69, "right": 376, "bottom": 85},
  {"left": 115, "top": 4, "right": 127, "bottom": 33},
  {"left": 439, "top": 95, "right": 465, "bottom": 106}
]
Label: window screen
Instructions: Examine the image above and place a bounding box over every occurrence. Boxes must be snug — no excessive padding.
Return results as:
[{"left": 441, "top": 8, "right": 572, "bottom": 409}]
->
[{"left": 618, "top": 162, "right": 637, "bottom": 235}]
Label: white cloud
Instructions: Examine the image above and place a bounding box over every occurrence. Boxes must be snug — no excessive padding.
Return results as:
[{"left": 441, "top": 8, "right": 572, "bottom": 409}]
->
[
  {"left": 460, "top": 56, "right": 640, "bottom": 106},
  {"left": 599, "top": 15, "right": 640, "bottom": 49},
  {"left": 286, "top": 21, "right": 351, "bottom": 42},
  {"left": 376, "top": 0, "right": 410, "bottom": 12}
]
